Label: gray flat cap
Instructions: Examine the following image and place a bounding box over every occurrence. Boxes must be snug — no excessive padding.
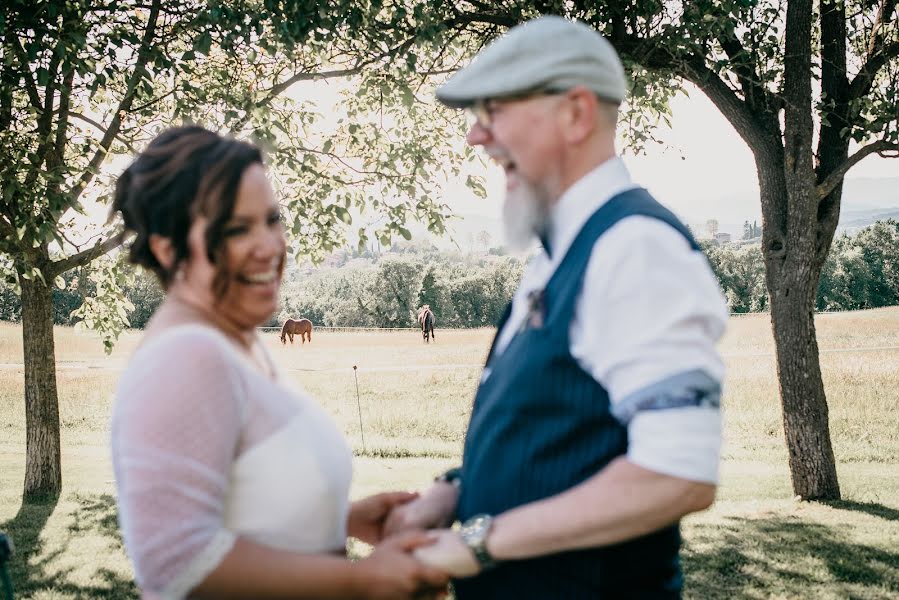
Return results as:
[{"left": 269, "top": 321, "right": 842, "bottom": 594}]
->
[{"left": 437, "top": 16, "right": 627, "bottom": 108}]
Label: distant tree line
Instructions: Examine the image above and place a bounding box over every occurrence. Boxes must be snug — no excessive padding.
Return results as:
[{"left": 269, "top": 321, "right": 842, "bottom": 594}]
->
[
  {"left": 0, "top": 220, "right": 895, "bottom": 328},
  {"left": 703, "top": 220, "right": 899, "bottom": 313},
  {"left": 276, "top": 252, "right": 525, "bottom": 329}
]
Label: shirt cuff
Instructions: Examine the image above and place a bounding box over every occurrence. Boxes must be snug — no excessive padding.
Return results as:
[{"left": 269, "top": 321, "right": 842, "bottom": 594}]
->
[{"left": 626, "top": 407, "right": 722, "bottom": 484}]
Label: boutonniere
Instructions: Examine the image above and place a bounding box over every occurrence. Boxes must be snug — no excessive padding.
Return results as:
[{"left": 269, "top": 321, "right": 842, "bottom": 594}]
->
[{"left": 523, "top": 289, "right": 546, "bottom": 330}]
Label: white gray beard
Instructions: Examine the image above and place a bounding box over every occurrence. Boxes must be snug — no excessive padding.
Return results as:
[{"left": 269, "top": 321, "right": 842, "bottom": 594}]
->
[{"left": 502, "top": 179, "right": 548, "bottom": 252}]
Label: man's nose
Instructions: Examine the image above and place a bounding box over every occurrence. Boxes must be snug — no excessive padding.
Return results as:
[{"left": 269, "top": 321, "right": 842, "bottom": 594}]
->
[{"left": 466, "top": 122, "right": 492, "bottom": 146}]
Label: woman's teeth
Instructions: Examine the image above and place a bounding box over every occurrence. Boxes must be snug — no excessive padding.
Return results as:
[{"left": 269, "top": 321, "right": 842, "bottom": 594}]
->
[{"left": 242, "top": 271, "right": 276, "bottom": 284}]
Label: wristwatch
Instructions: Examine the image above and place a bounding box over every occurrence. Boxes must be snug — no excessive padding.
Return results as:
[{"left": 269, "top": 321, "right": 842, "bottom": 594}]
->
[{"left": 458, "top": 513, "right": 498, "bottom": 571}]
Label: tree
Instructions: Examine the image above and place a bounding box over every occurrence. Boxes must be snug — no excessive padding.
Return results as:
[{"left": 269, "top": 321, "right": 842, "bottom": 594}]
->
[
  {"left": 365, "top": 257, "right": 425, "bottom": 327},
  {"left": 1, "top": 0, "right": 463, "bottom": 501},
  {"left": 853, "top": 219, "right": 899, "bottom": 306},
  {"left": 369, "top": 0, "right": 898, "bottom": 501},
  {"left": 476, "top": 229, "right": 492, "bottom": 251},
  {"left": 817, "top": 241, "right": 872, "bottom": 310}
]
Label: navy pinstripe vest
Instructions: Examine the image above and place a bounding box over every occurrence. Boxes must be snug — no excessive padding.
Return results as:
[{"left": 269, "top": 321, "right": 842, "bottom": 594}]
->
[{"left": 454, "top": 188, "right": 700, "bottom": 599}]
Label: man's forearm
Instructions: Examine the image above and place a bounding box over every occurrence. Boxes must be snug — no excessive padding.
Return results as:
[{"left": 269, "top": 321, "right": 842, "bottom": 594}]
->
[{"left": 486, "top": 457, "right": 715, "bottom": 561}]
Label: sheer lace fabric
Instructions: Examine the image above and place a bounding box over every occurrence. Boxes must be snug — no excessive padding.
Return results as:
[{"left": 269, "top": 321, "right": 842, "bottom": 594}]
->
[{"left": 111, "top": 325, "right": 353, "bottom": 599}]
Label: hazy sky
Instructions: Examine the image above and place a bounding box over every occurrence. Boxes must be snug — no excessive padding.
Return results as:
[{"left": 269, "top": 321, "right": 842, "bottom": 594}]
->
[{"left": 78, "top": 81, "right": 895, "bottom": 249}]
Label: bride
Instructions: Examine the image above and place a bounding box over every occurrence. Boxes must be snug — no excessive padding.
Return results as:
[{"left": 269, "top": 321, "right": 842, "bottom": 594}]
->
[{"left": 110, "top": 126, "right": 446, "bottom": 599}]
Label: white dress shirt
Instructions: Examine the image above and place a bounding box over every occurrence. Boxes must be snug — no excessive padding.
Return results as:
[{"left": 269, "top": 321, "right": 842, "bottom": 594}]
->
[{"left": 492, "top": 157, "right": 728, "bottom": 483}]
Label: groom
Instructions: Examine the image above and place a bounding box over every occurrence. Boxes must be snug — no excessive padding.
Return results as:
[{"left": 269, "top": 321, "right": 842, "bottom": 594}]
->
[{"left": 385, "top": 15, "right": 728, "bottom": 599}]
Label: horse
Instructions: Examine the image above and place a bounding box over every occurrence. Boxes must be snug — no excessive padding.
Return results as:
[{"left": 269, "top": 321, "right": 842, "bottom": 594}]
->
[
  {"left": 417, "top": 305, "right": 435, "bottom": 343},
  {"left": 280, "top": 318, "right": 313, "bottom": 345}
]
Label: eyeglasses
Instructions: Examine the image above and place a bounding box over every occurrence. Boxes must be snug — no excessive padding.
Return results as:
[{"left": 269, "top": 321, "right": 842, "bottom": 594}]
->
[{"left": 464, "top": 88, "right": 565, "bottom": 130}]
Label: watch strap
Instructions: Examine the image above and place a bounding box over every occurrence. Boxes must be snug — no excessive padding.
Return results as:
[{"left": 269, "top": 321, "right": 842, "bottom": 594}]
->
[{"left": 435, "top": 466, "right": 462, "bottom": 486}]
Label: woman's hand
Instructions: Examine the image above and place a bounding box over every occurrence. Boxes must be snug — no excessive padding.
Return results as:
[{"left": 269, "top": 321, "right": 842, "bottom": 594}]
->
[
  {"left": 348, "top": 491, "right": 419, "bottom": 545},
  {"left": 413, "top": 529, "right": 480, "bottom": 578},
  {"left": 383, "top": 482, "right": 459, "bottom": 537},
  {"left": 353, "top": 531, "right": 449, "bottom": 599}
]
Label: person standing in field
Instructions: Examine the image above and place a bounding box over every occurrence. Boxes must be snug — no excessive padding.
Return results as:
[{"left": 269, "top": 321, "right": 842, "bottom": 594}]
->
[
  {"left": 385, "top": 16, "right": 728, "bottom": 599},
  {"left": 109, "top": 126, "right": 447, "bottom": 599}
]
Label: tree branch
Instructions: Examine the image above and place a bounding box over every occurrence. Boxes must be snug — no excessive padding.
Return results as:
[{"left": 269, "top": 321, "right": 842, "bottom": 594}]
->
[
  {"left": 68, "top": 0, "right": 161, "bottom": 205},
  {"left": 70, "top": 112, "right": 136, "bottom": 153},
  {"left": 10, "top": 35, "right": 44, "bottom": 111},
  {"left": 49, "top": 231, "right": 127, "bottom": 277},
  {"left": 54, "top": 67, "right": 75, "bottom": 165},
  {"left": 849, "top": 40, "right": 899, "bottom": 100},
  {"left": 716, "top": 30, "right": 764, "bottom": 109},
  {"left": 865, "top": 0, "right": 897, "bottom": 58},
  {"left": 681, "top": 57, "right": 779, "bottom": 155},
  {"left": 816, "top": 140, "right": 899, "bottom": 200},
  {"left": 130, "top": 86, "right": 178, "bottom": 113}
]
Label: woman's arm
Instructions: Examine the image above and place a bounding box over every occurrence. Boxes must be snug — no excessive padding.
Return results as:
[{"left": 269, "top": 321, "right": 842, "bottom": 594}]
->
[
  {"left": 113, "top": 332, "right": 447, "bottom": 599},
  {"left": 193, "top": 532, "right": 447, "bottom": 600}
]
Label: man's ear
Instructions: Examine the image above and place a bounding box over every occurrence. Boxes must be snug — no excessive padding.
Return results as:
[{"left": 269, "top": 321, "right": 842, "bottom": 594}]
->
[
  {"left": 149, "top": 234, "right": 175, "bottom": 270},
  {"left": 561, "top": 86, "right": 598, "bottom": 144}
]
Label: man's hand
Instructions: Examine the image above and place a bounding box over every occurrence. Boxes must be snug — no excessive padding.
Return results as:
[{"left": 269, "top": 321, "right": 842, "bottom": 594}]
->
[
  {"left": 383, "top": 482, "right": 459, "bottom": 537},
  {"left": 355, "top": 531, "right": 450, "bottom": 599},
  {"left": 413, "top": 529, "right": 479, "bottom": 578},
  {"left": 348, "top": 491, "right": 419, "bottom": 545}
]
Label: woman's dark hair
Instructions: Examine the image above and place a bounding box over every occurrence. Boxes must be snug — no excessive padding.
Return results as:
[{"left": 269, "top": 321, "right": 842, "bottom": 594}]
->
[{"left": 111, "top": 126, "right": 263, "bottom": 297}]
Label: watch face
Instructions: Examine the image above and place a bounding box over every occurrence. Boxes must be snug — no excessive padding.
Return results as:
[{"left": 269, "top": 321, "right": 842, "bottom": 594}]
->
[
  {"left": 461, "top": 514, "right": 492, "bottom": 544},
  {"left": 460, "top": 514, "right": 496, "bottom": 569}
]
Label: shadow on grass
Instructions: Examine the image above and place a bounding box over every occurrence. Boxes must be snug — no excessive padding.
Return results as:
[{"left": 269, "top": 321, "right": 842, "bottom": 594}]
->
[
  {"left": 821, "top": 499, "right": 899, "bottom": 522},
  {"left": 684, "top": 512, "right": 899, "bottom": 599},
  {"left": 0, "top": 493, "right": 137, "bottom": 599}
]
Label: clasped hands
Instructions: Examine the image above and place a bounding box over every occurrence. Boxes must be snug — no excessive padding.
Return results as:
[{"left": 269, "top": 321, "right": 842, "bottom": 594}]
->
[
  {"left": 383, "top": 482, "right": 481, "bottom": 577},
  {"left": 350, "top": 483, "right": 479, "bottom": 599}
]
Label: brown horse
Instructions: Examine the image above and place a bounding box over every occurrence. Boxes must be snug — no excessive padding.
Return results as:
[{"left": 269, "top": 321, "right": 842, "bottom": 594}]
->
[
  {"left": 417, "top": 305, "right": 435, "bottom": 343},
  {"left": 281, "top": 318, "right": 313, "bottom": 345}
]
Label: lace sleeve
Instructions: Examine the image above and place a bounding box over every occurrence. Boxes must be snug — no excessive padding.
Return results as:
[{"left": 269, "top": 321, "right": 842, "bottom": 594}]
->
[{"left": 111, "top": 327, "right": 246, "bottom": 598}]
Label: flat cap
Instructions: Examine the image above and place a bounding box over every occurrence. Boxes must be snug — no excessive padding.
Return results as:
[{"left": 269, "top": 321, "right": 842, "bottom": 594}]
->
[{"left": 436, "top": 16, "right": 627, "bottom": 108}]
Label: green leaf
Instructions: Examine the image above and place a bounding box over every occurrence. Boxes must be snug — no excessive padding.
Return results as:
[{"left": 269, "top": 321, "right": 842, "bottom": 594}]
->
[
  {"left": 194, "top": 31, "right": 213, "bottom": 55},
  {"left": 334, "top": 206, "right": 352, "bottom": 224}
]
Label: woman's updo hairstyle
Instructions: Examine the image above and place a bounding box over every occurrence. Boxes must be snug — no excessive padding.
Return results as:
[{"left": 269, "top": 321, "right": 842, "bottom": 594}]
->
[{"left": 111, "top": 126, "right": 263, "bottom": 291}]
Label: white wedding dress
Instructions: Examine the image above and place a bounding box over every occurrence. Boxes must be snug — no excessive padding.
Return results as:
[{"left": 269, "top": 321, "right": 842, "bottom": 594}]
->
[{"left": 111, "top": 324, "right": 353, "bottom": 599}]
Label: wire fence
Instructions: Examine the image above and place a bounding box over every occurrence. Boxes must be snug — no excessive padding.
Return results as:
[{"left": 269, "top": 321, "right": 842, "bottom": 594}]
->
[
  {"left": 727, "top": 310, "right": 855, "bottom": 318},
  {"left": 259, "top": 326, "right": 419, "bottom": 333},
  {"left": 259, "top": 310, "right": 863, "bottom": 332}
]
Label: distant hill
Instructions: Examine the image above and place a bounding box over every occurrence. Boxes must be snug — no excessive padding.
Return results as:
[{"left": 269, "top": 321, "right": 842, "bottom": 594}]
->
[
  {"left": 836, "top": 176, "right": 899, "bottom": 232},
  {"left": 411, "top": 175, "right": 899, "bottom": 249},
  {"left": 838, "top": 208, "right": 899, "bottom": 233}
]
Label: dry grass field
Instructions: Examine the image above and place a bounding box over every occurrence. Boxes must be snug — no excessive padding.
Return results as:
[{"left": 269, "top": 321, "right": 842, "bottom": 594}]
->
[{"left": 1, "top": 308, "right": 898, "bottom": 598}]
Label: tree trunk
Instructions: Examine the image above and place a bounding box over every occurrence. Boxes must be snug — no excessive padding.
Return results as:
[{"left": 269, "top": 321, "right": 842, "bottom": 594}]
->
[
  {"left": 759, "top": 155, "right": 841, "bottom": 500},
  {"left": 768, "top": 276, "right": 840, "bottom": 499},
  {"left": 20, "top": 271, "right": 62, "bottom": 501}
]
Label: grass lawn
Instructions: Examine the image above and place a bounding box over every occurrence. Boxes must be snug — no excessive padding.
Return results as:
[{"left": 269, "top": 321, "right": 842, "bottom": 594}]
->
[{"left": 1, "top": 308, "right": 898, "bottom": 598}]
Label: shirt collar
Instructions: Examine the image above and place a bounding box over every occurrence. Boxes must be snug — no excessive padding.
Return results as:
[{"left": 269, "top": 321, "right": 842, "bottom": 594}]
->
[{"left": 544, "top": 156, "right": 637, "bottom": 261}]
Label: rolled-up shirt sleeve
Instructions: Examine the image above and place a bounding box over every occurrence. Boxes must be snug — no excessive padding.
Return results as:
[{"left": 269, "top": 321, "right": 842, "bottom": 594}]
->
[
  {"left": 571, "top": 216, "right": 728, "bottom": 483},
  {"left": 111, "top": 328, "right": 246, "bottom": 598}
]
